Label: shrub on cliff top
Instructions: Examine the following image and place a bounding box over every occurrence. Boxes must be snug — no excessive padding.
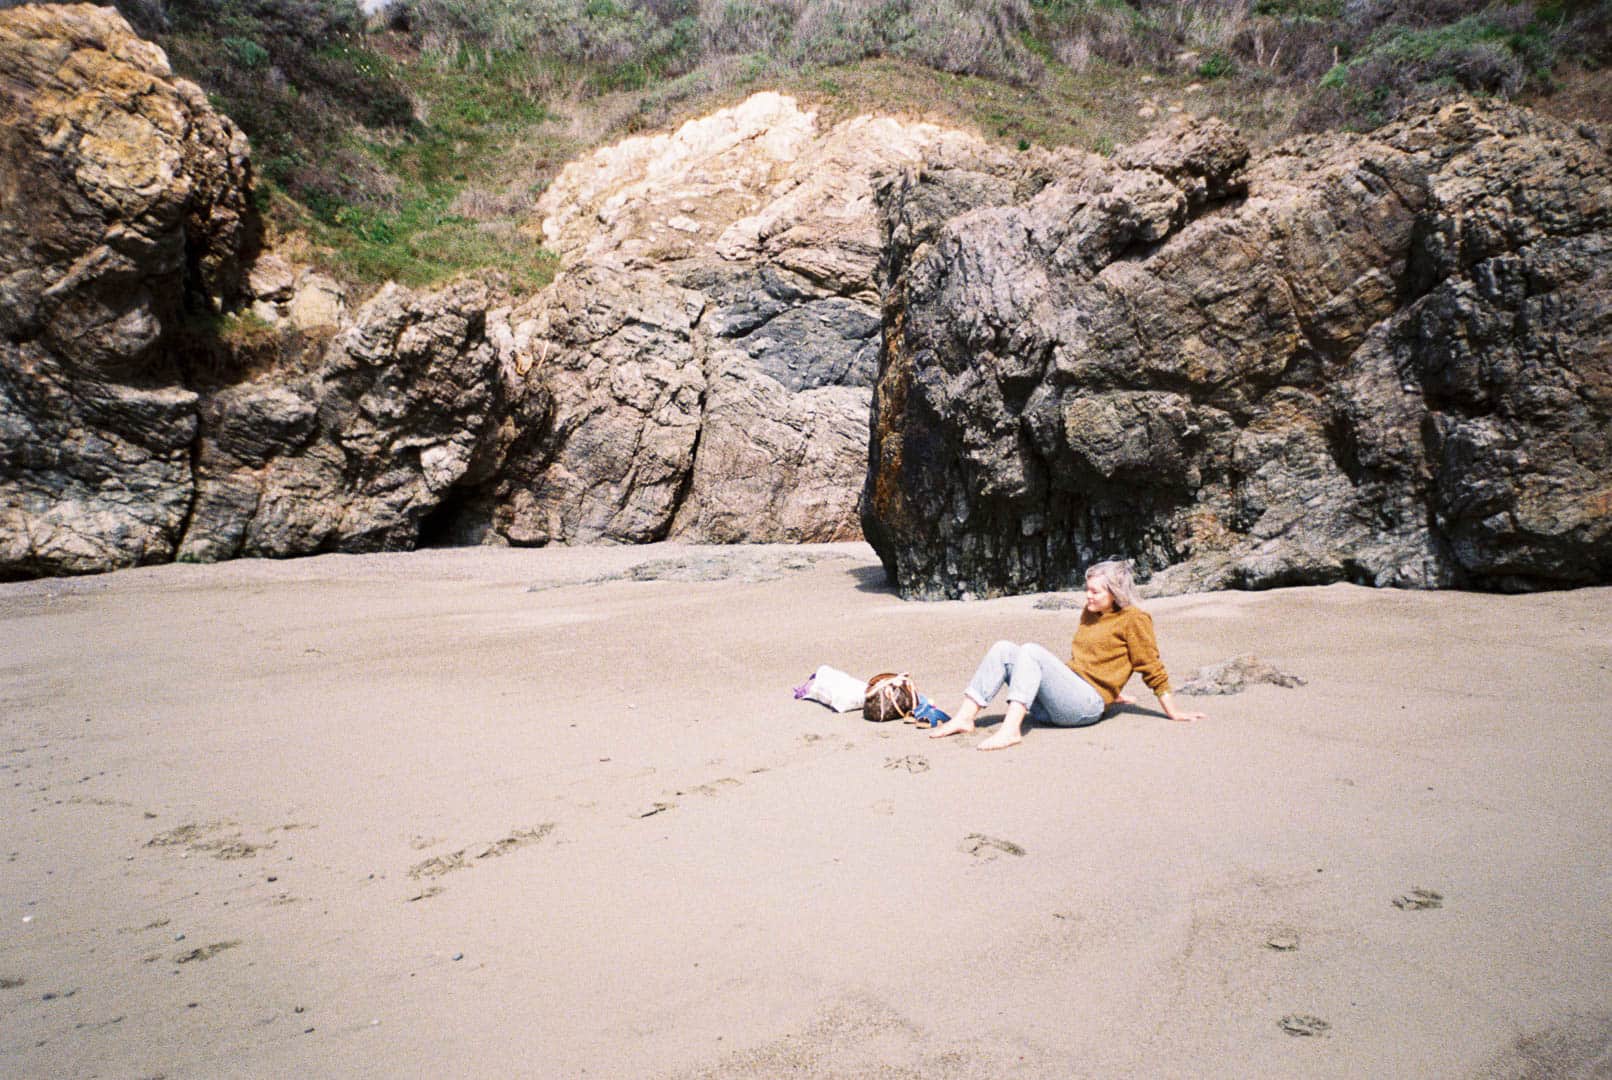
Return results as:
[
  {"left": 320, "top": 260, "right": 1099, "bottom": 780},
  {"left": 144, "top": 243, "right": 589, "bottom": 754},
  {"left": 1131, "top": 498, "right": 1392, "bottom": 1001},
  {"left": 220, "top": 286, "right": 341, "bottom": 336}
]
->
[
  {"left": 148, "top": 0, "right": 415, "bottom": 204},
  {"left": 1294, "top": 2, "right": 1589, "bottom": 130},
  {"left": 84, "top": 0, "right": 1608, "bottom": 295}
]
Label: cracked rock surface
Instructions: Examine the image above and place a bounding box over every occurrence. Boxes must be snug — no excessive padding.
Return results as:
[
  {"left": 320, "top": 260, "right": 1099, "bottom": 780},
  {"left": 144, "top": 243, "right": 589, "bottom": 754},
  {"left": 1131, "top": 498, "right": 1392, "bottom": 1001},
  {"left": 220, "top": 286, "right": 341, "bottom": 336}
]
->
[
  {"left": 482, "top": 92, "right": 1013, "bottom": 547},
  {"left": 864, "top": 102, "right": 1612, "bottom": 598},
  {"left": 0, "top": 5, "right": 527, "bottom": 577},
  {"left": 0, "top": 4, "right": 251, "bottom": 577},
  {"left": 3, "top": 7, "right": 1608, "bottom": 592}
]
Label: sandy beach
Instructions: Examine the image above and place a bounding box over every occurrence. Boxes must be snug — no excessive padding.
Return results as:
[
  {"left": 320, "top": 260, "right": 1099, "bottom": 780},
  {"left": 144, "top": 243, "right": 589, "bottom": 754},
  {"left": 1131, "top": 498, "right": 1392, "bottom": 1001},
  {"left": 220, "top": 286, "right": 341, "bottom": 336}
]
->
[{"left": 2, "top": 542, "right": 1609, "bottom": 1078}]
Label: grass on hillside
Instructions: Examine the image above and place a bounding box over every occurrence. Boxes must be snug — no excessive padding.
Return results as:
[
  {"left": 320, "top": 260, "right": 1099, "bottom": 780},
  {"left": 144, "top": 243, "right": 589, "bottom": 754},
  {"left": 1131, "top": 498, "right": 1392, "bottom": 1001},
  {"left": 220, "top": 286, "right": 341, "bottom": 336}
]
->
[
  {"left": 770, "top": 55, "right": 1302, "bottom": 154},
  {"left": 115, "top": 0, "right": 1611, "bottom": 303},
  {"left": 291, "top": 40, "right": 559, "bottom": 294}
]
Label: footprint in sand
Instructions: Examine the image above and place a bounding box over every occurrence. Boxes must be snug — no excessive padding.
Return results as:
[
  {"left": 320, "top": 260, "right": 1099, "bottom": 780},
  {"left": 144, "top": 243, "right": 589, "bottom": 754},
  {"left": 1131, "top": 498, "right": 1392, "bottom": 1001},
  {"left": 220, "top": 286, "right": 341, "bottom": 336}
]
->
[
  {"left": 407, "top": 825, "right": 555, "bottom": 878},
  {"left": 145, "top": 823, "right": 207, "bottom": 848},
  {"left": 1392, "top": 887, "right": 1444, "bottom": 910},
  {"left": 883, "top": 755, "right": 930, "bottom": 773},
  {"left": 408, "top": 851, "right": 468, "bottom": 879},
  {"left": 682, "top": 778, "right": 742, "bottom": 798},
  {"left": 633, "top": 776, "right": 745, "bottom": 819},
  {"left": 1279, "top": 1014, "right": 1330, "bottom": 1037},
  {"left": 475, "top": 825, "right": 554, "bottom": 859},
  {"left": 1265, "top": 930, "right": 1301, "bottom": 951},
  {"left": 960, "top": 833, "right": 1025, "bottom": 859},
  {"left": 116, "top": 917, "right": 171, "bottom": 935},
  {"left": 145, "top": 822, "right": 271, "bottom": 860},
  {"left": 175, "top": 941, "right": 239, "bottom": 964}
]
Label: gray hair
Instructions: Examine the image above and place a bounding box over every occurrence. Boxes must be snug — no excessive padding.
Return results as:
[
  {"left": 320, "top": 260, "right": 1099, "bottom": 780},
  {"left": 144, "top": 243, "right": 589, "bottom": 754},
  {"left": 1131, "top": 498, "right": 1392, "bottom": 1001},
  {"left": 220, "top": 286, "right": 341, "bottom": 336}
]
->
[{"left": 1085, "top": 559, "right": 1142, "bottom": 610}]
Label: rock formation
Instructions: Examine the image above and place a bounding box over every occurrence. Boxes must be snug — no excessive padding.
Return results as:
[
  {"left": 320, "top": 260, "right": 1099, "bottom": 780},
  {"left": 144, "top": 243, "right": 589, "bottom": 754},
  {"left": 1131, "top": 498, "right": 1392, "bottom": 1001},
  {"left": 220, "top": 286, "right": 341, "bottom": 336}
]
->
[
  {"left": 3, "top": 6, "right": 1608, "bottom": 594},
  {"left": 1, "top": 3, "right": 253, "bottom": 576},
  {"left": 479, "top": 93, "right": 1000, "bottom": 546},
  {"left": 0, "top": 5, "right": 525, "bottom": 577},
  {"left": 176, "top": 281, "right": 537, "bottom": 562},
  {"left": 0, "top": 5, "right": 973, "bottom": 579},
  {"left": 864, "top": 101, "right": 1611, "bottom": 598}
]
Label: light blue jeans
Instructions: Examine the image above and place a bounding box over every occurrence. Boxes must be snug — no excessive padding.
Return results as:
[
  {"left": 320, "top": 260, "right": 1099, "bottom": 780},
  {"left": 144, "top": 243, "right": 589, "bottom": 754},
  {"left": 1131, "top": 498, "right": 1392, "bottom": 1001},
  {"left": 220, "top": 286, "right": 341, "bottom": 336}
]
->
[{"left": 965, "top": 641, "right": 1106, "bottom": 728}]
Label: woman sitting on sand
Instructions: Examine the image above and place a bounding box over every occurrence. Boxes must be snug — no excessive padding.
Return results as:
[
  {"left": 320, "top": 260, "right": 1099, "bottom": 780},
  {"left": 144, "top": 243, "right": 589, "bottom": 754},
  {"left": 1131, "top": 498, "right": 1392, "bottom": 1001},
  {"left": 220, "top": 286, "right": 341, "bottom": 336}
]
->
[{"left": 930, "top": 559, "right": 1207, "bottom": 751}]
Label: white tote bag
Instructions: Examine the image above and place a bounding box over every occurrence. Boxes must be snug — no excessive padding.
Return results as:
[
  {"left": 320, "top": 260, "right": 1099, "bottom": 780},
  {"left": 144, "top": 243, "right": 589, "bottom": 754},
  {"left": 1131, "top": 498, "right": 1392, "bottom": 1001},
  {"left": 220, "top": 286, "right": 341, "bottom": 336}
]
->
[{"left": 795, "top": 665, "right": 868, "bottom": 712}]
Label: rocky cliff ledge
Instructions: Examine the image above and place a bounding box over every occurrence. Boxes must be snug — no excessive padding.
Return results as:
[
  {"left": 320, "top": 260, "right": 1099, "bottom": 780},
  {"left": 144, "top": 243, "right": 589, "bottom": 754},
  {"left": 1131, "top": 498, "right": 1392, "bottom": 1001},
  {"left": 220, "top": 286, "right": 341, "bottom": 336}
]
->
[
  {"left": 3, "top": 6, "right": 1608, "bottom": 592},
  {"left": 0, "top": 5, "right": 526, "bottom": 576},
  {"left": 864, "top": 101, "right": 1611, "bottom": 598},
  {"left": 0, "top": 5, "right": 1010, "bottom": 576},
  {"left": 476, "top": 92, "right": 999, "bottom": 547}
]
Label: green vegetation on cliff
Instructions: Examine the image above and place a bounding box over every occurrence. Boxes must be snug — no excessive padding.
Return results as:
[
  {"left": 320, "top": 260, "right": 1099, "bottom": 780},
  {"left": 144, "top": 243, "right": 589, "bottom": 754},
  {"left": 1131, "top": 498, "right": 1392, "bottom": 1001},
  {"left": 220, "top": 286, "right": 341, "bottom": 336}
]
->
[{"left": 102, "top": 0, "right": 1610, "bottom": 295}]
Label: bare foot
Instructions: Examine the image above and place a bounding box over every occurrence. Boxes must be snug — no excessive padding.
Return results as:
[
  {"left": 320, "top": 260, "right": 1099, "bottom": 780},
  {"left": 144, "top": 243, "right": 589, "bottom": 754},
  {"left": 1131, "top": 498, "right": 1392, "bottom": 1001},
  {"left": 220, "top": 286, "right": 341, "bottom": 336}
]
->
[
  {"left": 1113, "top": 693, "right": 1136, "bottom": 706},
  {"left": 929, "top": 716, "right": 976, "bottom": 739},
  {"left": 976, "top": 729, "right": 1022, "bottom": 751}
]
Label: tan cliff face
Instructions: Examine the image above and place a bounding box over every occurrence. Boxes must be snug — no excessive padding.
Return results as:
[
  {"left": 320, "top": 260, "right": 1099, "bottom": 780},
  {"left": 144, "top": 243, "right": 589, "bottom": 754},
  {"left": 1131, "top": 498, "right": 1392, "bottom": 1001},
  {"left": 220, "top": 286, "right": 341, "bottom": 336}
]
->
[{"left": 485, "top": 92, "right": 1023, "bottom": 548}]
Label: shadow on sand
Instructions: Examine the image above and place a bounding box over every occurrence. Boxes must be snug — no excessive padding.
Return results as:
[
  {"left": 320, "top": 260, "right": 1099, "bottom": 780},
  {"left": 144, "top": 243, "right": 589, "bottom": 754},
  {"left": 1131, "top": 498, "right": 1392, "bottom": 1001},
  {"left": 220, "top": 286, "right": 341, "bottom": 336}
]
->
[{"left": 847, "top": 563, "right": 896, "bottom": 595}]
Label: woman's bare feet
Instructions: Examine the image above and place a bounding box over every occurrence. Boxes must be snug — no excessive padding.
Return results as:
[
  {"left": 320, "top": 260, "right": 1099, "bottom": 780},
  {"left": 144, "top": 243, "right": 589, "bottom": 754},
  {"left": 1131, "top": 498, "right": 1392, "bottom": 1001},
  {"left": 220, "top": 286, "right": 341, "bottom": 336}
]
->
[
  {"left": 929, "top": 698, "right": 980, "bottom": 738},
  {"left": 929, "top": 715, "right": 976, "bottom": 738},
  {"left": 976, "top": 703, "right": 1027, "bottom": 751},
  {"left": 976, "top": 728, "right": 1023, "bottom": 751}
]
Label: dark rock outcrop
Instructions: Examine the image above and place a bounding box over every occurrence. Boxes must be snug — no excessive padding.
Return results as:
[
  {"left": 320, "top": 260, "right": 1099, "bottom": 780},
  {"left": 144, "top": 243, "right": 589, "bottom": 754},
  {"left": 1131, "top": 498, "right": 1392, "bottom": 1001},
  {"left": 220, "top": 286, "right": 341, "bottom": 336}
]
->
[
  {"left": 0, "top": 5, "right": 528, "bottom": 578},
  {"left": 178, "top": 281, "right": 538, "bottom": 561},
  {"left": 864, "top": 102, "right": 1611, "bottom": 598},
  {"left": 1, "top": 3, "right": 253, "bottom": 577}
]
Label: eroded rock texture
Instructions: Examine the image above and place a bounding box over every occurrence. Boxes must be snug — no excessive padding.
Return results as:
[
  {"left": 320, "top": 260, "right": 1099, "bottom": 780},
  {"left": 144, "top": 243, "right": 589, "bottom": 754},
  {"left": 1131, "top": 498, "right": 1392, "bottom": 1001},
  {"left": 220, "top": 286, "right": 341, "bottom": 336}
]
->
[
  {"left": 0, "top": 5, "right": 526, "bottom": 578},
  {"left": 0, "top": 3, "right": 253, "bottom": 576},
  {"left": 865, "top": 102, "right": 1611, "bottom": 598},
  {"left": 177, "top": 282, "right": 538, "bottom": 561},
  {"left": 483, "top": 93, "right": 1005, "bottom": 546},
  {"left": 4, "top": 5, "right": 1607, "bottom": 593}
]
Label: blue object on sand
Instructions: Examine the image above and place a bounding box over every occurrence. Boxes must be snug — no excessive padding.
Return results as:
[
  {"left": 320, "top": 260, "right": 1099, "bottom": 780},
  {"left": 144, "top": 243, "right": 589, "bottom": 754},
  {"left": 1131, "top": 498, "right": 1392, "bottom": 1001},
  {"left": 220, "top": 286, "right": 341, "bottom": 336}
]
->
[{"left": 912, "top": 696, "right": 950, "bottom": 728}]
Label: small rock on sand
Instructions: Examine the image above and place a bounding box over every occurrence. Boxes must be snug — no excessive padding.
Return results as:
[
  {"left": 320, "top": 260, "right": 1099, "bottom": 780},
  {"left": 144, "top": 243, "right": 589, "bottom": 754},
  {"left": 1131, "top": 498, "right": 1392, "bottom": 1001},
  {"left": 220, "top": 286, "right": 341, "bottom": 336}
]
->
[{"left": 1177, "top": 656, "right": 1306, "bottom": 696}]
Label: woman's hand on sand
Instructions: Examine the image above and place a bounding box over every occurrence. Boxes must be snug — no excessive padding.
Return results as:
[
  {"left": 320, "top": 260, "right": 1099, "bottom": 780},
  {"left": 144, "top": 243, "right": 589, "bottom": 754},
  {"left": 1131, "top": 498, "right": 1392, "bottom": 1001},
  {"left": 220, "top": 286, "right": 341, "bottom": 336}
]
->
[{"left": 1157, "top": 692, "right": 1206, "bottom": 723}]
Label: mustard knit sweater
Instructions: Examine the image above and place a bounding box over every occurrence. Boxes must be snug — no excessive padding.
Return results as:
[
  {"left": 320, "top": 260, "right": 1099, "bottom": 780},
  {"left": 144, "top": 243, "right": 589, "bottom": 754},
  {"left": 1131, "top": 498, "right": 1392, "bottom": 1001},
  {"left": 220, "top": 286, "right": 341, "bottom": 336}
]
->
[{"left": 1069, "top": 605, "right": 1172, "bottom": 704}]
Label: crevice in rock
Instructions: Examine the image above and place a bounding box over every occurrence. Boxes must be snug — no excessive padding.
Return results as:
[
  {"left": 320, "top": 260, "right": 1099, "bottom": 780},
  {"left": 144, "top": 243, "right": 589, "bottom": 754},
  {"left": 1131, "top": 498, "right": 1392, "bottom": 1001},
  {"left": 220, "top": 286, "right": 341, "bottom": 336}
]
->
[
  {"left": 174, "top": 405, "right": 205, "bottom": 562},
  {"left": 1181, "top": 185, "right": 1250, "bottom": 225},
  {"left": 1324, "top": 408, "right": 1369, "bottom": 487},
  {"left": 416, "top": 486, "right": 475, "bottom": 548},
  {"left": 653, "top": 363, "right": 710, "bottom": 543},
  {"left": 656, "top": 421, "right": 704, "bottom": 545}
]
